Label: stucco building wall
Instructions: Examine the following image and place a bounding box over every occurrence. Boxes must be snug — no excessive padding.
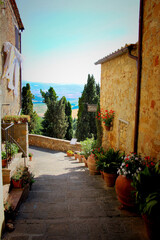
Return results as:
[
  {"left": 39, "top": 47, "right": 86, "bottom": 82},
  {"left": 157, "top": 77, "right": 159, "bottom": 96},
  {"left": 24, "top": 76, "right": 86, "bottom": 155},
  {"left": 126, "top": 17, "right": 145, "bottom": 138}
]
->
[
  {"left": 0, "top": 0, "right": 22, "bottom": 117},
  {"left": 138, "top": 0, "right": 160, "bottom": 159},
  {"left": 100, "top": 48, "right": 138, "bottom": 153}
]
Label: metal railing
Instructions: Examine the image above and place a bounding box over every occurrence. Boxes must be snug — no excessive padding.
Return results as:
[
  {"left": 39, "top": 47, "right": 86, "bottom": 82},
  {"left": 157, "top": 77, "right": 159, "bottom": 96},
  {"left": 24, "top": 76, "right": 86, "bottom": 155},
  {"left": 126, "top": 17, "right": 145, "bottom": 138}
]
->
[{"left": 1, "top": 123, "right": 27, "bottom": 167}]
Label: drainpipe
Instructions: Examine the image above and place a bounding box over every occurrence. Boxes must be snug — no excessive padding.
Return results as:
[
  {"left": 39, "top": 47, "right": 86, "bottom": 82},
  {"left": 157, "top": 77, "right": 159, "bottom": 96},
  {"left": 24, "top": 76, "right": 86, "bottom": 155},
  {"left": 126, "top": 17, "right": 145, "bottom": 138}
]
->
[{"left": 134, "top": 0, "right": 143, "bottom": 153}]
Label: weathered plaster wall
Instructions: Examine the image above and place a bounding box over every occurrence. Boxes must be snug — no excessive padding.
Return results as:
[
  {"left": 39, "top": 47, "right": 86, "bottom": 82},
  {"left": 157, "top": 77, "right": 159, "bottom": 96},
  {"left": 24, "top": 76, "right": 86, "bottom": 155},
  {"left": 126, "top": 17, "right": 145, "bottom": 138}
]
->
[
  {"left": 138, "top": 0, "right": 160, "bottom": 159},
  {"left": 29, "top": 134, "right": 81, "bottom": 153},
  {"left": 100, "top": 49, "right": 137, "bottom": 153},
  {"left": 0, "top": 0, "right": 21, "bottom": 117},
  {"left": 0, "top": 90, "right": 5, "bottom": 237}
]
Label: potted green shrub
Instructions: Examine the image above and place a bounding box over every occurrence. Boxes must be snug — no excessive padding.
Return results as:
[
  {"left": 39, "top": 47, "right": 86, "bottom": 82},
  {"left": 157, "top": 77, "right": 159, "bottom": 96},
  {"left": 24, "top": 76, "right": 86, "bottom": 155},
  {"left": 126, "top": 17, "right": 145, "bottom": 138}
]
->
[
  {"left": 80, "top": 137, "right": 96, "bottom": 168},
  {"left": 93, "top": 147, "right": 105, "bottom": 178},
  {"left": 132, "top": 160, "right": 160, "bottom": 239},
  {"left": 101, "top": 148, "right": 123, "bottom": 187},
  {"left": 11, "top": 169, "right": 23, "bottom": 188},
  {"left": 4, "top": 201, "right": 15, "bottom": 222},
  {"left": 28, "top": 152, "right": 33, "bottom": 161},
  {"left": 2, "top": 151, "right": 7, "bottom": 168}
]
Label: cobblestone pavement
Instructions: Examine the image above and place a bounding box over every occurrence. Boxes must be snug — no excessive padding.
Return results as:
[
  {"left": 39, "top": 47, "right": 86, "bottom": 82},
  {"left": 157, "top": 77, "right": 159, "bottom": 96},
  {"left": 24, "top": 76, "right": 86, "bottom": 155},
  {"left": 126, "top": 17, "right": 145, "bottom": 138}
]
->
[{"left": 2, "top": 146, "right": 148, "bottom": 240}]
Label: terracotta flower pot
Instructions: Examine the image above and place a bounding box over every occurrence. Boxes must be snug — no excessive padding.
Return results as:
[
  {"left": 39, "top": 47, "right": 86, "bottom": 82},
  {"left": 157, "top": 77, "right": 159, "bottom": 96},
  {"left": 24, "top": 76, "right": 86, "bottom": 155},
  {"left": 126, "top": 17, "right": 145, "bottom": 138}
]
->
[
  {"left": 100, "top": 171, "right": 104, "bottom": 179},
  {"left": 83, "top": 157, "right": 88, "bottom": 167},
  {"left": 12, "top": 179, "right": 23, "bottom": 188},
  {"left": 142, "top": 214, "right": 160, "bottom": 240},
  {"left": 74, "top": 153, "right": 78, "bottom": 160},
  {"left": 115, "top": 175, "right": 135, "bottom": 208},
  {"left": 67, "top": 152, "right": 74, "bottom": 157},
  {"left": 29, "top": 156, "right": 32, "bottom": 161},
  {"left": 103, "top": 172, "right": 117, "bottom": 187},
  {"left": 78, "top": 155, "right": 83, "bottom": 163},
  {"left": 2, "top": 159, "right": 7, "bottom": 168},
  {"left": 87, "top": 153, "right": 99, "bottom": 175},
  {"left": 105, "top": 125, "right": 111, "bottom": 131}
]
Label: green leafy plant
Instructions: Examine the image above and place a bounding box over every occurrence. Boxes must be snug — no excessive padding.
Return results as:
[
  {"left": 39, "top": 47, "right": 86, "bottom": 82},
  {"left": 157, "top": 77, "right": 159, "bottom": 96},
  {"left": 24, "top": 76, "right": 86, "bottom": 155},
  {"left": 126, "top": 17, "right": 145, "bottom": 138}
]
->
[
  {"left": 94, "top": 148, "right": 123, "bottom": 173},
  {"left": 103, "top": 148, "right": 123, "bottom": 174},
  {"left": 2, "top": 151, "right": 7, "bottom": 160},
  {"left": 132, "top": 160, "right": 160, "bottom": 218},
  {"left": 80, "top": 137, "right": 96, "bottom": 159},
  {"left": 28, "top": 152, "right": 33, "bottom": 157},
  {"left": 11, "top": 166, "right": 35, "bottom": 187},
  {"left": 4, "top": 201, "right": 15, "bottom": 221},
  {"left": 5, "top": 142, "right": 19, "bottom": 156}
]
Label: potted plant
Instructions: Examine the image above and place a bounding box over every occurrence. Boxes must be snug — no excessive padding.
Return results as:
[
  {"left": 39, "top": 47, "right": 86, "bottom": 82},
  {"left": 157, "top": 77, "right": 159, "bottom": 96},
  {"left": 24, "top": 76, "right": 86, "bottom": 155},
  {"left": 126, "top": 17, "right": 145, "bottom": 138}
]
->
[
  {"left": 101, "top": 148, "right": 123, "bottom": 187},
  {"left": 78, "top": 151, "right": 85, "bottom": 163},
  {"left": 11, "top": 169, "right": 23, "bottom": 188},
  {"left": 5, "top": 142, "right": 19, "bottom": 159},
  {"left": 132, "top": 159, "right": 160, "bottom": 239},
  {"left": 80, "top": 137, "right": 96, "bottom": 168},
  {"left": 74, "top": 151, "right": 79, "bottom": 160},
  {"left": 94, "top": 147, "right": 106, "bottom": 178},
  {"left": 96, "top": 109, "right": 115, "bottom": 131},
  {"left": 115, "top": 153, "right": 144, "bottom": 208},
  {"left": 67, "top": 150, "right": 74, "bottom": 157},
  {"left": 4, "top": 201, "right": 15, "bottom": 222},
  {"left": 2, "top": 151, "right": 7, "bottom": 168},
  {"left": 28, "top": 152, "right": 33, "bottom": 161},
  {"left": 22, "top": 167, "right": 35, "bottom": 189}
]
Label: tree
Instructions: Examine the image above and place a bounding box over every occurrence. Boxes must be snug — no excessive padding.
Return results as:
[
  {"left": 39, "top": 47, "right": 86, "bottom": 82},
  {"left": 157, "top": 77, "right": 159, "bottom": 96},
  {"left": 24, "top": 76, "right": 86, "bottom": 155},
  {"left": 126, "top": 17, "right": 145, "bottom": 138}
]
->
[
  {"left": 76, "top": 74, "right": 100, "bottom": 141},
  {"left": 40, "top": 87, "right": 58, "bottom": 105},
  {"left": 21, "top": 83, "right": 39, "bottom": 133},
  {"left": 61, "top": 97, "right": 73, "bottom": 140},
  {"left": 95, "top": 101, "right": 103, "bottom": 147},
  {"left": 41, "top": 88, "right": 68, "bottom": 139}
]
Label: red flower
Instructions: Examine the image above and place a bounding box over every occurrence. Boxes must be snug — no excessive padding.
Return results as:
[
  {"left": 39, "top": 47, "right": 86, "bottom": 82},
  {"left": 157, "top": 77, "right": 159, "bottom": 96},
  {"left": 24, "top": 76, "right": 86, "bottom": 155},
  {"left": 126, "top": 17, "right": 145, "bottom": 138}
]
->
[{"left": 126, "top": 164, "right": 129, "bottom": 167}]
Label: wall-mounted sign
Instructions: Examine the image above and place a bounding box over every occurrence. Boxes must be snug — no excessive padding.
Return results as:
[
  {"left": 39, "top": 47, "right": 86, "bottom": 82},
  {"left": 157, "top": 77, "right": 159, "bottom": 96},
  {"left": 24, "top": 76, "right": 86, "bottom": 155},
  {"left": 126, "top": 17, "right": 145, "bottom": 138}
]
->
[{"left": 87, "top": 104, "right": 97, "bottom": 112}]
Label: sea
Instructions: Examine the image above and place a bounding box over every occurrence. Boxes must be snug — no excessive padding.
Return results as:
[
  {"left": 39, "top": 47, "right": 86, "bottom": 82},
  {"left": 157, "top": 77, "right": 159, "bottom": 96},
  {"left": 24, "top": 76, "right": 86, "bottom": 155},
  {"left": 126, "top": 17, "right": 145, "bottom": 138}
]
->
[{"left": 22, "top": 81, "right": 84, "bottom": 116}]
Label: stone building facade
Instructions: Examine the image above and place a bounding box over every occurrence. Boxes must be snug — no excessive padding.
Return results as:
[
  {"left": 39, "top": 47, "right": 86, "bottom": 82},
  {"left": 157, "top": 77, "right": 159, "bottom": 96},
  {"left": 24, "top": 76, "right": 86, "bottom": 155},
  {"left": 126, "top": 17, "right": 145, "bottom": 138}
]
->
[
  {"left": 95, "top": 45, "right": 138, "bottom": 154},
  {"left": 138, "top": 0, "right": 160, "bottom": 159},
  {"left": 0, "top": 1, "right": 24, "bottom": 237},
  {"left": 96, "top": 0, "right": 160, "bottom": 159},
  {"left": 0, "top": 0, "right": 24, "bottom": 117}
]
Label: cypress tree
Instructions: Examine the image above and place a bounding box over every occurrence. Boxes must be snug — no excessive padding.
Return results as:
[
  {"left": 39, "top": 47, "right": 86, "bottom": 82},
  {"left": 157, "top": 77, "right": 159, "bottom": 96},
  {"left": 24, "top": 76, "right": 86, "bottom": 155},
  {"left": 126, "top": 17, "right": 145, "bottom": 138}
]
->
[
  {"left": 41, "top": 88, "right": 68, "bottom": 139},
  {"left": 21, "top": 83, "right": 38, "bottom": 133},
  {"left": 61, "top": 96, "right": 73, "bottom": 140},
  {"left": 76, "top": 74, "right": 99, "bottom": 141},
  {"left": 96, "top": 101, "right": 103, "bottom": 147}
]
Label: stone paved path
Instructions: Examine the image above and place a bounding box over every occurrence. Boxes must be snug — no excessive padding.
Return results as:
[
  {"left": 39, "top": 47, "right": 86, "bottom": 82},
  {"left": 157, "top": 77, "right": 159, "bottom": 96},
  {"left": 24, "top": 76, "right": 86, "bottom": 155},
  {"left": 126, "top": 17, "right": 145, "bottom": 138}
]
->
[{"left": 2, "top": 146, "right": 148, "bottom": 240}]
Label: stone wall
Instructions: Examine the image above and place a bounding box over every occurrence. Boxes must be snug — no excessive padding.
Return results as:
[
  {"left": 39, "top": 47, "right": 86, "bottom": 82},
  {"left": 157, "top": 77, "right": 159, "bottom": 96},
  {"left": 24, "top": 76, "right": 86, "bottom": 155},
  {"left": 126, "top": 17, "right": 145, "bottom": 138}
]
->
[
  {"left": 100, "top": 48, "right": 137, "bottom": 153},
  {"left": 138, "top": 0, "right": 160, "bottom": 159},
  {"left": 29, "top": 134, "right": 81, "bottom": 153},
  {"left": 0, "top": 0, "right": 21, "bottom": 117}
]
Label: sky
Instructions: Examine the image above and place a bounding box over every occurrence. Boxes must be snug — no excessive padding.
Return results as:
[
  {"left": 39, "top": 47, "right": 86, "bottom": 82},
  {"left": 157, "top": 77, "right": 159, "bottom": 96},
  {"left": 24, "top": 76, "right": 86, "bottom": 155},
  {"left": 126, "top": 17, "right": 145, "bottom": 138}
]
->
[{"left": 16, "top": 0, "right": 140, "bottom": 85}]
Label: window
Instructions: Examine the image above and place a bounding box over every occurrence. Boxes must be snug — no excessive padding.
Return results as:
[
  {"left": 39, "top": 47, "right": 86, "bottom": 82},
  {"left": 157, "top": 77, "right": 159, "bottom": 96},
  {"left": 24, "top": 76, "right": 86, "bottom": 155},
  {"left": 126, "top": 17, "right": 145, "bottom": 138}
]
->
[{"left": 15, "top": 26, "right": 19, "bottom": 50}]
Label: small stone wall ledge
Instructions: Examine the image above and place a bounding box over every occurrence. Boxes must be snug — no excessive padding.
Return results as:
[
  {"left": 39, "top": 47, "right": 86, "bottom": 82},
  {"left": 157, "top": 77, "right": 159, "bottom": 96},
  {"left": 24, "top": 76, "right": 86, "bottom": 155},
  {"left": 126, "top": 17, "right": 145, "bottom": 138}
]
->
[{"left": 29, "top": 134, "right": 81, "bottom": 152}]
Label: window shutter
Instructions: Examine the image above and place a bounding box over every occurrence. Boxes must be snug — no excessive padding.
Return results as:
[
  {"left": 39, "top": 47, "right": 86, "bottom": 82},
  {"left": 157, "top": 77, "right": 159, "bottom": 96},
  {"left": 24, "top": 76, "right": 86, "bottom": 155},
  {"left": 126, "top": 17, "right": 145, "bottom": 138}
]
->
[{"left": 15, "top": 26, "right": 19, "bottom": 50}]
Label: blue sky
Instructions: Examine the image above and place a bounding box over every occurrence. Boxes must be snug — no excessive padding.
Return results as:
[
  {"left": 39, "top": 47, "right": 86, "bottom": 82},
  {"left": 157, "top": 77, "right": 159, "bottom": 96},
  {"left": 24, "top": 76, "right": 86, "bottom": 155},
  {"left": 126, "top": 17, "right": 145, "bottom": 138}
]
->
[{"left": 16, "top": 0, "right": 140, "bottom": 84}]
